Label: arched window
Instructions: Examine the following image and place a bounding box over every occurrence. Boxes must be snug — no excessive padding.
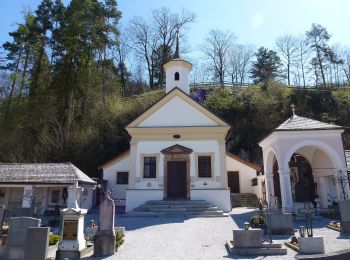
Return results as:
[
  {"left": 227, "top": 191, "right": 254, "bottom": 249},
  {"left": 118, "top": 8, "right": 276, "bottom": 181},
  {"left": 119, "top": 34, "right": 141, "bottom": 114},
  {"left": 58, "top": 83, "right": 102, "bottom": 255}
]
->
[{"left": 175, "top": 72, "right": 180, "bottom": 81}]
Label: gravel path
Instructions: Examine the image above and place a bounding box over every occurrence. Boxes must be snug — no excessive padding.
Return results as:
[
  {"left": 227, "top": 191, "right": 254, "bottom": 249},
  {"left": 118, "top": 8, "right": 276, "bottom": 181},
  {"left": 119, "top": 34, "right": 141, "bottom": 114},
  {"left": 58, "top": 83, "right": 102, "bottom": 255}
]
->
[{"left": 85, "top": 207, "right": 350, "bottom": 260}]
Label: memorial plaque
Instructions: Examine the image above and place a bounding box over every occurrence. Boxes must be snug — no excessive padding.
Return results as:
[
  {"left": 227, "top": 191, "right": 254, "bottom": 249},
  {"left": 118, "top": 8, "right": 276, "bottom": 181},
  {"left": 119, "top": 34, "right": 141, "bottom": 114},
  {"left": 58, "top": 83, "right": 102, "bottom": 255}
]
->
[{"left": 63, "top": 220, "right": 78, "bottom": 240}]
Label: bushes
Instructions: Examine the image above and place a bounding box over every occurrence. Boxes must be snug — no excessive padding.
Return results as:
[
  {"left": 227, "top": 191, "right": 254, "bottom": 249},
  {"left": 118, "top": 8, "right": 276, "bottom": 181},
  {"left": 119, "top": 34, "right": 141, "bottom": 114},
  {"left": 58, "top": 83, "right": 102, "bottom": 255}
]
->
[
  {"left": 250, "top": 215, "right": 265, "bottom": 228},
  {"left": 49, "top": 234, "right": 62, "bottom": 246},
  {"left": 115, "top": 230, "right": 124, "bottom": 248}
]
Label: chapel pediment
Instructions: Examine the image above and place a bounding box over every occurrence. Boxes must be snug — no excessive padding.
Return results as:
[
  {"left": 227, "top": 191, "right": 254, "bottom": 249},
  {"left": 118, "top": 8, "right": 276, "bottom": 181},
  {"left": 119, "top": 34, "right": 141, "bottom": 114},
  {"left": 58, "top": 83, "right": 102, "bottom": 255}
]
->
[
  {"left": 126, "top": 88, "right": 229, "bottom": 128},
  {"left": 161, "top": 144, "right": 193, "bottom": 154}
]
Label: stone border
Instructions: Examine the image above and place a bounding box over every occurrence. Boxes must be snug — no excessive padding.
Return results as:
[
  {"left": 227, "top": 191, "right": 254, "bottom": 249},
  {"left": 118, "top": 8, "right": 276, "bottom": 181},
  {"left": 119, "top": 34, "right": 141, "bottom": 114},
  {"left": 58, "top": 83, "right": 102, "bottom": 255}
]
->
[
  {"left": 295, "top": 248, "right": 350, "bottom": 260},
  {"left": 284, "top": 241, "right": 299, "bottom": 252}
]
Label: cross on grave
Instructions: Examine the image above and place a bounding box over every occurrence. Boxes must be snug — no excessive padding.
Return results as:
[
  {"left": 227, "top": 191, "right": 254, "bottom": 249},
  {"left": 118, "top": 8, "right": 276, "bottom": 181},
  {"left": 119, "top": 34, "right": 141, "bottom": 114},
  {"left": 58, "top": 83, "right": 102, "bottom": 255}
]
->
[
  {"left": 298, "top": 201, "right": 316, "bottom": 237},
  {"left": 68, "top": 182, "right": 82, "bottom": 209}
]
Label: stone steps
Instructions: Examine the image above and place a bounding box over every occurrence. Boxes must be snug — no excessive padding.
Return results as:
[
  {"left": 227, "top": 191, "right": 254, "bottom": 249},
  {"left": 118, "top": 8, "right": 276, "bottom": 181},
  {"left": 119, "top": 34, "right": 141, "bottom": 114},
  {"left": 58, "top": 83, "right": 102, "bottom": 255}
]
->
[{"left": 125, "top": 200, "right": 228, "bottom": 217}]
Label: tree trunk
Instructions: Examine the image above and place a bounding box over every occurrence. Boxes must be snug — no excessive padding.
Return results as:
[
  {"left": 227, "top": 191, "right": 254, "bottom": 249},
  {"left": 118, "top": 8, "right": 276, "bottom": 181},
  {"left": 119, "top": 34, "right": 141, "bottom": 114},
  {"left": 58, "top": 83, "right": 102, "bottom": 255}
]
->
[
  {"left": 6, "top": 47, "right": 23, "bottom": 115},
  {"left": 316, "top": 46, "right": 327, "bottom": 86},
  {"left": 31, "top": 36, "right": 46, "bottom": 95},
  {"left": 102, "top": 47, "right": 107, "bottom": 103},
  {"left": 19, "top": 47, "right": 30, "bottom": 99}
]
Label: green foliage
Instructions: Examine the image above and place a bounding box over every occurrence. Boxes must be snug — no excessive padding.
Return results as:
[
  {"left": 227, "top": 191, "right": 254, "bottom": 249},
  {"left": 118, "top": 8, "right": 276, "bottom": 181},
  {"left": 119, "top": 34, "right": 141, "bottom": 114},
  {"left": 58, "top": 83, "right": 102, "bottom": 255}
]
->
[
  {"left": 203, "top": 83, "right": 350, "bottom": 162},
  {"left": 49, "top": 234, "right": 62, "bottom": 245},
  {"left": 250, "top": 215, "right": 265, "bottom": 228},
  {"left": 115, "top": 230, "right": 124, "bottom": 248}
]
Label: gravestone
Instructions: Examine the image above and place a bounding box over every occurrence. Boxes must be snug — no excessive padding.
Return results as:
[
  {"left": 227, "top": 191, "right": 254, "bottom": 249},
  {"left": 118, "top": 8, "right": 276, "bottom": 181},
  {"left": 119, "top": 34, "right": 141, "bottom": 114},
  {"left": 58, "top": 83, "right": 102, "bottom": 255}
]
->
[
  {"left": 24, "top": 227, "right": 50, "bottom": 260},
  {"left": 4, "top": 216, "right": 41, "bottom": 260},
  {"left": 339, "top": 200, "right": 350, "bottom": 232},
  {"left": 94, "top": 193, "right": 116, "bottom": 257},
  {"left": 227, "top": 228, "right": 287, "bottom": 255},
  {"left": 265, "top": 212, "right": 293, "bottom": 235},
  {"left": 233, "top": 229, "right": 262, "bottom": 248},
  {"left": 298, "top": 236, "right": 325, "bottom": 254},
  {"left": 56, "top": 182, "right": 87, "bottom": 260}
]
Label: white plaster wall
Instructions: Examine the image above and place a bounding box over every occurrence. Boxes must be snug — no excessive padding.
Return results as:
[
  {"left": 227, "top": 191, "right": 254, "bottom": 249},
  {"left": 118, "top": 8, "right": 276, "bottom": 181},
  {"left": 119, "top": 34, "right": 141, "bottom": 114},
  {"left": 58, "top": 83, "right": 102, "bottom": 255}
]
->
[
  {"left": 135, "top": 140, "right": 222, "bottom": 189},
  {"left": 138, "top": 96, "right": 217, "bottom": 127},
  {"left": 226, "top": 155, "right": 258, "bottom": 195},
  {"left": 80, "top": 186, "right": 94, "bottom": 210},
  {"left": 191, "top": 189, "right": 231, "bottom": 212},
  {"left": 274, "top": 133, "right": 346, "bottom": 170},
  {"left": 166, "top": 65, "right": 190, "bottom": 94},
  {"left": 125, "top": 190, "right": 163, "bottom": 212},
  {"left": 103, "top": 155, "right": 130, "bottom": 204}
]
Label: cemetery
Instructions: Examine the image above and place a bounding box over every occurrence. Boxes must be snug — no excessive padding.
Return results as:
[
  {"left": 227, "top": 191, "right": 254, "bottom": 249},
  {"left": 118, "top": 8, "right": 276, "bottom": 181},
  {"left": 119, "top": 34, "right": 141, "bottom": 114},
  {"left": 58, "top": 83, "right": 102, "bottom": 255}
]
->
[{"left": 0, "top": 39, "right": 349, "bottom": 260}]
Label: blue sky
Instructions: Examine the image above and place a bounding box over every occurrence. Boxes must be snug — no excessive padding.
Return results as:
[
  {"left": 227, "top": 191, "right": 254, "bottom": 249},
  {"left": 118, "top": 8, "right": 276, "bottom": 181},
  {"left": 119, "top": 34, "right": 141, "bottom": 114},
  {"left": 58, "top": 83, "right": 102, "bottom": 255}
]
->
[{"left": 1, "top": 0, "right": 350, "bottom": 60}]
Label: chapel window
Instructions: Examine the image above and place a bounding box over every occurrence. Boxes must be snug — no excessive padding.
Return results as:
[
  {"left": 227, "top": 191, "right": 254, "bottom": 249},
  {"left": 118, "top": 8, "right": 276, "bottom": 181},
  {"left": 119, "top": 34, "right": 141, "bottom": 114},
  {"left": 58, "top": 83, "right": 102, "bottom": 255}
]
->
[
  {"left": 198, "top": 156, "right": 212, "bottom": 178},
  {"left": 143, "top": 157, "right": 157, "bottom": 178},
  {"left": 175, "top": 72, "right": 180, "bottom": 81},
  {"left": 116, "top": 171, "right": 129, "bottom": 184}
]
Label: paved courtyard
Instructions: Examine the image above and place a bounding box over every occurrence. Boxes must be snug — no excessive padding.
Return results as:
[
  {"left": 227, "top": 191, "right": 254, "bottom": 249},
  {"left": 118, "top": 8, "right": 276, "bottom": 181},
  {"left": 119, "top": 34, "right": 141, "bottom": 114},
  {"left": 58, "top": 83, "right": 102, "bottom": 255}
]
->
[{"left": 85, "top": 207, "right": 350, "bottom": 260}]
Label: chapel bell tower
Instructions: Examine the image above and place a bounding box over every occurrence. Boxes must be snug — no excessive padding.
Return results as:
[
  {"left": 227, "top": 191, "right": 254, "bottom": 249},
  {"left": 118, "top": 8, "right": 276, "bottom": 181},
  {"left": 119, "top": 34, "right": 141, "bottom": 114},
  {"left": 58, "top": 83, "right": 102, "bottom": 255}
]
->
[{"left": 163, "top": 29, "right": 192, "bottom": 94}]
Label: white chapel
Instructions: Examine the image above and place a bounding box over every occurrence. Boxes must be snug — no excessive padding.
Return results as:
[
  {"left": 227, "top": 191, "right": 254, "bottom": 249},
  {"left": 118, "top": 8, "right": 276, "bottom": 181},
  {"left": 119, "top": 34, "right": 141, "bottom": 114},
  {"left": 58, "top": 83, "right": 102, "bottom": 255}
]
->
[{"left": 99, "top": 33, "right": 262, "bottom": 213}]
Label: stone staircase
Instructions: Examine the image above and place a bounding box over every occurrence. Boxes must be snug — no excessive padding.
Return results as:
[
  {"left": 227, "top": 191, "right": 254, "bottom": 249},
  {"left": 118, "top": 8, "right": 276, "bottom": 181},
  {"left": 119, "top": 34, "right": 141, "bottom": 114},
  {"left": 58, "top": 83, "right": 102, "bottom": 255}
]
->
[
  {"left": 124, "top": 200, "right": 228, "bottom": 217},
  {"left": 231, "top": 193, "right": 259, "bottom": 207}
]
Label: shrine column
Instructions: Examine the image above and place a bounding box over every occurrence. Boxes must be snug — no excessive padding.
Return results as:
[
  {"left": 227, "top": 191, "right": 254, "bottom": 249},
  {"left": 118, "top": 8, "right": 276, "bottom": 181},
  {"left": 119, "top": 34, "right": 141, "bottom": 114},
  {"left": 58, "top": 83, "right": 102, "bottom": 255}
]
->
[
  {"left": 278, "top": 169, "right": 293, "bottom": 213},
  {"left": 265, "top": 173, "right": 275, "bottom": 208}
]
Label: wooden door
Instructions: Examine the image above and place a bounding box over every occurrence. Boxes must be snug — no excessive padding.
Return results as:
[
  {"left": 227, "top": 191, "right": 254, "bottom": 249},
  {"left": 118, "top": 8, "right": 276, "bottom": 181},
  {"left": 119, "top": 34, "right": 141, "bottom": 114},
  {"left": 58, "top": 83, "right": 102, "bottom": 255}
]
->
[
  {"left": 227, "top": 171, "right": 240, "bottom": 193},
  {"left": 167, "top": 161, "right": 187, "bottom": 198}
]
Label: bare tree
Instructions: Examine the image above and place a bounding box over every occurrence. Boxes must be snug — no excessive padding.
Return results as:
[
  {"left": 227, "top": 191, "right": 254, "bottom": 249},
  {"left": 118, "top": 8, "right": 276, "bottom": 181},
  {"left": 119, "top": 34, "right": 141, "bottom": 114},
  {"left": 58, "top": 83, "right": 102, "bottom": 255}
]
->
[
  {"left": 128, "top": 7, "right": 195, "bottom": 89},
  {"left": 275, "top": 35, "right": 298, "bottom": 85},
  {"left": 294, "top": 35, "right": 311, "bottom": 87},
  {"left": 128, "top": 16, "right": 157, "bottom": 88},
  {"left": 200, "top": 29, "right": 235, "bottom": 85},
  {"left": 152, "top": 7, "right": 195, "bottom": 87},
  {"left": 228, "top": 44, "right": 255, "bottom": 85},
  {"left": 190, "top": 62, "right": 211, "bottom": 84},
  {"left": 341, "top": 47, "right": 350, "bottom": 83},
  {"left": 0, "top": 71, "right": 11, "bottom": 100},
  {"left": 113, "top": 25, "right": 131, "bottom": 97}
]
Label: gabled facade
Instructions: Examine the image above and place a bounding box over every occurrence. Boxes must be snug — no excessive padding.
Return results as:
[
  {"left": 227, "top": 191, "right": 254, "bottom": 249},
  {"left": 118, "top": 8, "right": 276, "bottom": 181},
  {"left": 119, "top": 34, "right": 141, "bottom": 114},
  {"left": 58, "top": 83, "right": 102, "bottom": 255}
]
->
[
  {"left": 100, "top": 36, "right": 265, "bottom": 213},
  {"left": 119, "top": 86, "right": 232, "bottom": 212}
]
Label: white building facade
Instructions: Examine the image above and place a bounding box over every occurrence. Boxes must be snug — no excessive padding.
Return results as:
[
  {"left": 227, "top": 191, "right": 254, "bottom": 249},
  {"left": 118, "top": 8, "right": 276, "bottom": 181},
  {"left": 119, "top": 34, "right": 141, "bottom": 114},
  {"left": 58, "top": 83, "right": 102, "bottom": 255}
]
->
[{"left": 100, "top": 43, "right": 264, "bottom": 213}]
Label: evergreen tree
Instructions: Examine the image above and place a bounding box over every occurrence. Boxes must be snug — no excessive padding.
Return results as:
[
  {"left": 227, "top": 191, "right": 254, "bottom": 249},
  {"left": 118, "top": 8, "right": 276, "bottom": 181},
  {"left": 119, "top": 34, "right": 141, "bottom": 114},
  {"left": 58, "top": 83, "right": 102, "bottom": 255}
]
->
[{"left": 250, "top": 47, "right": 280, "bottom": 90}]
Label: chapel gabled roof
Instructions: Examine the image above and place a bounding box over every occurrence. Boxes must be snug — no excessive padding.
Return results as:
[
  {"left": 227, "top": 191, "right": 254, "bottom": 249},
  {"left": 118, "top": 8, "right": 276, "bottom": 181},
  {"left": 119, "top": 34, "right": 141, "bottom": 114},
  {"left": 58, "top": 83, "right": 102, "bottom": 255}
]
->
[
  {"left": 126, "top": 87, "right": 230, "bottom": 128},
  {"left": 274, "top": 115, "right": 342, "bottom": 131}
]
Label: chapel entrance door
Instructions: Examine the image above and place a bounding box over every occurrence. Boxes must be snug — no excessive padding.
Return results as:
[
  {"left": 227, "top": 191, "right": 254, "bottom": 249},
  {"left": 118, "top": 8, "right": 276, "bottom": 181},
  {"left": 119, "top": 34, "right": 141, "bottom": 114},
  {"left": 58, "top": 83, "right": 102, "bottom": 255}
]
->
[
  {"left": 227, "top": 171, "right": 240, "bottom": 193},
  {"left": 167, "top": 161, "right": 187, "bottom": 199}
]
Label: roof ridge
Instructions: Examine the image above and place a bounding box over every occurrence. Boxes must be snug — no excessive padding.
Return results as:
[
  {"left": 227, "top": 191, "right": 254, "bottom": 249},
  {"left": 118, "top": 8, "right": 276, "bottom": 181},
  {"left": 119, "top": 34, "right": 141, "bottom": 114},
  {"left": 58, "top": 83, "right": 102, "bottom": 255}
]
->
[{"left": 276, "top": 114, "right": 342, "bottom": 131}]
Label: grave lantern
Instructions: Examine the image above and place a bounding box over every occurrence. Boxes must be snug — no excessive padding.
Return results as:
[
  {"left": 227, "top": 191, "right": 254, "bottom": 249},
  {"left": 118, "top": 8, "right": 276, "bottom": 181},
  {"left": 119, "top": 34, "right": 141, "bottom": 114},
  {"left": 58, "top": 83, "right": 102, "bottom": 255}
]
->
[{"left": 244, "top": 222, "right": 250, "bottom": 230}]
